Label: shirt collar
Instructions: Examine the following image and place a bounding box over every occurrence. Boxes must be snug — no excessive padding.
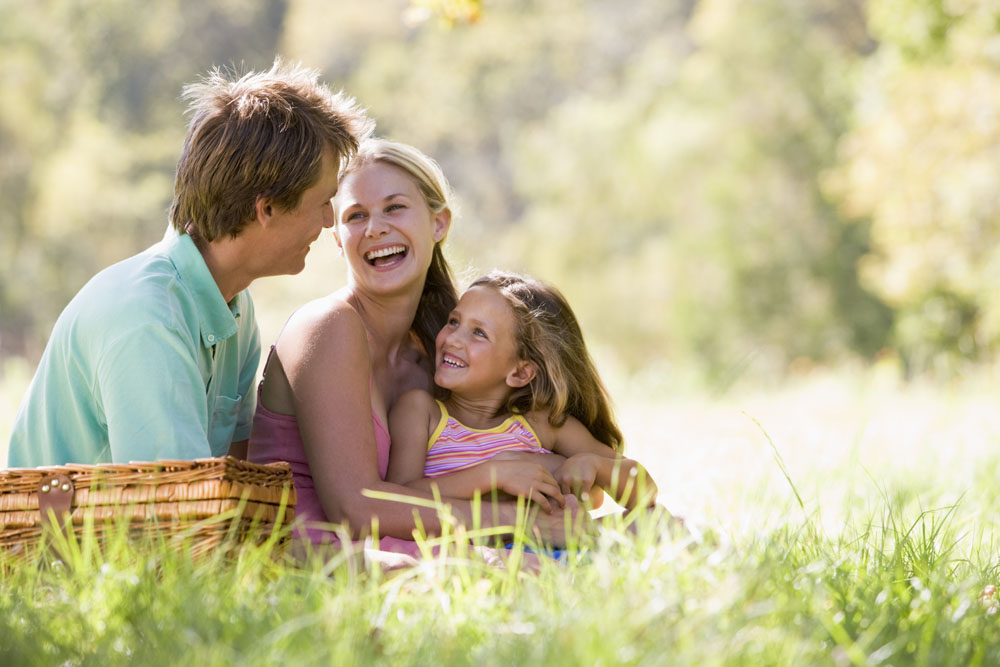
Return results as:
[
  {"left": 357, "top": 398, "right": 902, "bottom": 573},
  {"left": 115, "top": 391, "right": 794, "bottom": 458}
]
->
[{"left": 162, "top": 227, "right": 240, "bottom": 348}]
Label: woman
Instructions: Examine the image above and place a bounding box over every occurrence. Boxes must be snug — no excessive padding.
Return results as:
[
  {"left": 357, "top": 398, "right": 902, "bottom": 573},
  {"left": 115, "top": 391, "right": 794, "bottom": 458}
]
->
[{"left": 248, "top": 139, "right": 577, "bottom": 556}]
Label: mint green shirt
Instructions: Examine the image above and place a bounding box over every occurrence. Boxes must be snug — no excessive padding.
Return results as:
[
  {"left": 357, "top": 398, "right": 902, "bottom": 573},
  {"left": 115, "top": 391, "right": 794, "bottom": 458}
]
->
[{"left": 7, "top": 228, "right": 260, "bottom": 467}]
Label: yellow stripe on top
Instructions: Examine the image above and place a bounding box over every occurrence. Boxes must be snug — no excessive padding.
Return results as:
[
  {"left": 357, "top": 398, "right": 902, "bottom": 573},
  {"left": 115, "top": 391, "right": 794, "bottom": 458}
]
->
[{"left": 423, "top": 400, "right": 550, "bottom": 477}]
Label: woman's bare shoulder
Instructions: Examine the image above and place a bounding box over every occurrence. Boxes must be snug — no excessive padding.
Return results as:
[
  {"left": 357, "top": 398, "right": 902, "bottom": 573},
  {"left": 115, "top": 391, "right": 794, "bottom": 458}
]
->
[{"left": 275, "top": 293, "right": 370, "bottom": 372}]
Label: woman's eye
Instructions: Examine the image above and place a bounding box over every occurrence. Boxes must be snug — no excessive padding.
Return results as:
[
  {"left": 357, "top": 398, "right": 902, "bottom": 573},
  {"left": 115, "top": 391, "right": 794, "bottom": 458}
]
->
[
  {"left": 345, "top": 211, "right": 365, "bottom": 222},
  {"left": 386, "top": 203, "right": 404, "bottom": 213}
]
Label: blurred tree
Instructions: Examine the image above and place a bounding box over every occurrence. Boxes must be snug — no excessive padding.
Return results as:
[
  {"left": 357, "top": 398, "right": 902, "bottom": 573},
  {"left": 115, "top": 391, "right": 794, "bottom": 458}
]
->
[
  {"left": 282, "top": 0, "right": 695, "bottom": 262},
  {"left": 829, "top": 0, "right": 1000, "bottom": 375},
  {"left": 0, "top": 0, "right": 284, "bottom": 361},
  {"left": 504, "top": 0, "right": 891, "bottom": 385}
]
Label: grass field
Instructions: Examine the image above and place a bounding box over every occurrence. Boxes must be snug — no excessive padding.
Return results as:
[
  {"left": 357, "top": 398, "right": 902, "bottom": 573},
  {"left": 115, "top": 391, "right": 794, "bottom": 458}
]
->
[{"left": 2, "top": 363, "right": 1000, "bottom": 665}]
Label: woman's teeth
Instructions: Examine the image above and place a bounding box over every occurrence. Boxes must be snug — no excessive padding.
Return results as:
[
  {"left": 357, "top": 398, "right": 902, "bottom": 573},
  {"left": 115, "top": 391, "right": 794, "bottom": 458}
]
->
[{"left": 365, "top": 245, "right": 406, "bottom": 264}]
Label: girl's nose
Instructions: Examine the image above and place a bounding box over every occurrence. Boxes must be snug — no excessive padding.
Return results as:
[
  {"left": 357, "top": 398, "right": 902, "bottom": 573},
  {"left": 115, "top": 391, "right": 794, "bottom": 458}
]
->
[{"left": 443, "top": 327, "right": 465, "bottom": 348}]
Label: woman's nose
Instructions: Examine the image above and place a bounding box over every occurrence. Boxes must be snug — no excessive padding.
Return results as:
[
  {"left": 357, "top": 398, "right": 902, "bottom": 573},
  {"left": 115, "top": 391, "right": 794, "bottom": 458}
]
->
[{"left": 365, "top": 213, "right": 390, "bottom": 237}]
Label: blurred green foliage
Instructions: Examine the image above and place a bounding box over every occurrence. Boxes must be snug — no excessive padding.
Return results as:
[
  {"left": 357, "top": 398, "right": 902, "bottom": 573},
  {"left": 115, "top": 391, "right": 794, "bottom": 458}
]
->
[{"left": 1, "top": 0, "right": 997, "bottom": 384}]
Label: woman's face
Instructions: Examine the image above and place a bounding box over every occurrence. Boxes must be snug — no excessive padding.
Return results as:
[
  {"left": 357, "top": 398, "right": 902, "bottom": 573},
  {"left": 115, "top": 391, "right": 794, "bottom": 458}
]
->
[{"left": 333, "top": 161, "right": 450, "bottom": 295}]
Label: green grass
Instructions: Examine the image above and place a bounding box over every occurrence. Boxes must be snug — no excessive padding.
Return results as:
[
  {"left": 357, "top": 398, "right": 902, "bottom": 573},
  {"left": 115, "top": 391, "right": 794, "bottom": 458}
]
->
[
  {"left": 2, "top": 492, "right": 1000, "bottom": 666},
  {"left": 3, "top": 364, "right": 1000, "bottom": 665}
]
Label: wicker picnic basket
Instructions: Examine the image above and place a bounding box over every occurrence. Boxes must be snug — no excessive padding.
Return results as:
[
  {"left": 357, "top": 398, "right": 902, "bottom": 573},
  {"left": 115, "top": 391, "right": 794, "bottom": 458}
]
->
[{"left": 0, "top": 456, "right": 296, "bottom": 559}]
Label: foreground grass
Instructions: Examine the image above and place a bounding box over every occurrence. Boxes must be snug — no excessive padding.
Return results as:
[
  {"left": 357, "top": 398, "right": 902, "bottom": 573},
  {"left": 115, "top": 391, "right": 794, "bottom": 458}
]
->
[
  {"left": 2, "top": 491, "right": 1000, "bottom": 666},
  {"left": 3, "top": 367, "right": 999, "bottom": 664}
]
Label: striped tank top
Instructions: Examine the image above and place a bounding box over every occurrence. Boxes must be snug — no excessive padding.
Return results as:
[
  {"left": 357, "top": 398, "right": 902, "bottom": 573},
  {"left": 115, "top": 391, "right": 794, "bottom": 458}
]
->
[{"left": 424, "top": 400, "right": 551, "bottom": 477}]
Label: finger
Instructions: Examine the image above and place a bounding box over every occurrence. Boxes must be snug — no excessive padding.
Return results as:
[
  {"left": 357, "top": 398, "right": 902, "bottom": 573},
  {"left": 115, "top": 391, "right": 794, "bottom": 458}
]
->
[
  {"left": 533, "top": 479, "right": 565, "bottom": 507},
  {"left": 530, "top": 489, "right": 552, "bottom": 513}
]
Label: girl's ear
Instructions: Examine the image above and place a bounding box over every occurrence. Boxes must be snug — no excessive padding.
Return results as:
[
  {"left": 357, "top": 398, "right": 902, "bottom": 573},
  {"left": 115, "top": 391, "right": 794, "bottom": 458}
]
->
[
  {"left": 332, "top": 226, "right": 344, "bottom": 254},
  {"left": 506, "top": 360, "right": 536, "bottom": 389}
]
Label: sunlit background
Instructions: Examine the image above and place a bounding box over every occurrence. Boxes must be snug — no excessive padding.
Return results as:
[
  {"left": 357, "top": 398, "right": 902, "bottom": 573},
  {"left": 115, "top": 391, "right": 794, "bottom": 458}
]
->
[{"left": 2, "top": 0, "right": 999, "bottom": 528}]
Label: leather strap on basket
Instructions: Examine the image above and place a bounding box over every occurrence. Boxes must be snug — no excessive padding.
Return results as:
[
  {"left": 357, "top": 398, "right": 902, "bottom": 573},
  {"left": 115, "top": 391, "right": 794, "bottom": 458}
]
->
[{"left": 37, "top": 474, "right": 74, "bottom": 529}]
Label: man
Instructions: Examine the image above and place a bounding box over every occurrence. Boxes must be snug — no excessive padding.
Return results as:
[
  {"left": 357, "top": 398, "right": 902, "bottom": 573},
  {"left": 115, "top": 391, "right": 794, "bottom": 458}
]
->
[{"left": 8, "top": 61, "right": 373, "bottom": 466}]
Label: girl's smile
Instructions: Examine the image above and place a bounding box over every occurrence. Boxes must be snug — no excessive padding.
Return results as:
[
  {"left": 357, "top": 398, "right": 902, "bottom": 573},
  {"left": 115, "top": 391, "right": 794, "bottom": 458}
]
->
[{"left": 434, "top": 285, "right": 523, "bottom": 395}]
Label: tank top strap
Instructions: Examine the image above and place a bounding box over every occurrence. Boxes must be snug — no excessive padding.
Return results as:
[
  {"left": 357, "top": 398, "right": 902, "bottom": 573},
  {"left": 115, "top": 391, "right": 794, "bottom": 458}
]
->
[
  {"left": 427, "top": 400, "right": 451, "bottom": 451},
  {"left": 256, "top": 345, "right": 278, "bottom": 400},
  {"left": 510, "top": 412, "right": 544, "bottom": 449}
]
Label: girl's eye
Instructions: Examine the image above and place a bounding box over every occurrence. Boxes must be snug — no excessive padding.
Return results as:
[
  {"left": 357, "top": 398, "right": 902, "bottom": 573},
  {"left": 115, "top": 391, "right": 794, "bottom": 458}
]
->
[
  {"left": 386, "top": 203, "right": 405, "bottom": 213},
  {"left": 473, "top": 328, "right": 487, "bottom": 338},
  {"left": 345, "top": 210, "right": 365, "bottom": 222},
  {"left": 447, "top": 317, "right": 459, "bottom": 327}
]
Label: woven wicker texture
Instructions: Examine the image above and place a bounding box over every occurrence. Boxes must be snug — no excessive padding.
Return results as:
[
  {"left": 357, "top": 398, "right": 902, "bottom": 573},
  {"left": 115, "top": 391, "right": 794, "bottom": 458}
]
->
[{"left": 0, "top": 456, "right": 297, "bottom": 557}]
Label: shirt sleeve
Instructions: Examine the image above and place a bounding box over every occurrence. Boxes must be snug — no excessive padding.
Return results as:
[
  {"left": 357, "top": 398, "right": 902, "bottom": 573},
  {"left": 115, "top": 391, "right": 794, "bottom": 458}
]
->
[
  {"left": 97, "top": 322, "right": 213, "bottom": 463},
  {"left": 231, "top": 294, "right": 261, "bottom": 443}
]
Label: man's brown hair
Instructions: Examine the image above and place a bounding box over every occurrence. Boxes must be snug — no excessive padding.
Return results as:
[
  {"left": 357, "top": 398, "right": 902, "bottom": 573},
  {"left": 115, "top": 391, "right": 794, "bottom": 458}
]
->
[{"left": 170, "top": 60, "right": 373, "bottom": 241}]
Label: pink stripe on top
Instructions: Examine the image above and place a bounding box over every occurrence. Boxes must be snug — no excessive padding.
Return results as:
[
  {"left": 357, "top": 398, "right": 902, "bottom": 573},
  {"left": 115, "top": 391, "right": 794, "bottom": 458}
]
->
[{"left": 424, "top": 400, "right": 551, "bottom": 477}]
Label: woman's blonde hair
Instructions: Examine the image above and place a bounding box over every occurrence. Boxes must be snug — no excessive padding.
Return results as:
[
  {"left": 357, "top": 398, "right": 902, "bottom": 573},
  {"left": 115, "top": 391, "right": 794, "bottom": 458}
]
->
[
  {"left": 471, "top": 271, "right": 623, "bottom": 451},
  {"left": 337, "top": 139, "right": 458, "bottom": 357}
]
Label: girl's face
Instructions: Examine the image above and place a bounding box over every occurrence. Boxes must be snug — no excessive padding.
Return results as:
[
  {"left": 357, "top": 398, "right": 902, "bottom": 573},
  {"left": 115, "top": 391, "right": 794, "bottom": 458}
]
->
[
  {"left": 435, "top": 285, "right": 531, "bottom": 397},
  {"left": 333, "top": 161, "right": 449, "bottom": 295}
]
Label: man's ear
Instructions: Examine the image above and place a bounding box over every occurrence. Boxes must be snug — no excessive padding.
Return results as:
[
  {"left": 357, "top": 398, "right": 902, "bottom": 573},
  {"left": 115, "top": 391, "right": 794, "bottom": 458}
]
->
[
  {"left": 255, "top": 196, "right": 274, "bottom": 228},
  {"left": 432, "top": 207, "right": 451, "bottom": 243},
  {"left": 506, "top": 360, "right": 536, "bottom": 389}
]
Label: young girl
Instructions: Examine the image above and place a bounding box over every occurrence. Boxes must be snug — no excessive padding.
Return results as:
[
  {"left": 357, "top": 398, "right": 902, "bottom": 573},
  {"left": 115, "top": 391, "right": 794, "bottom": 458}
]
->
[{"left": 387, "top": 270, "right": 658, "bottom": 513}]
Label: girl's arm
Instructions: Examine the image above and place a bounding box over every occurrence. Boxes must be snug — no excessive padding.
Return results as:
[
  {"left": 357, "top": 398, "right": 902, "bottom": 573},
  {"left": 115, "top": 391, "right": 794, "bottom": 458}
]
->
[
  {"left": 539, "top": 414, "right": 658, "bottom": 511},
  {"left": 385, "top": 389, "right": 437, "bottom": 485},
  {"left": 387, "top": 392, "right": 565, "bottom": 512},
  {"left": 274, "top": 300, "right": 578, "bottom": 541}
]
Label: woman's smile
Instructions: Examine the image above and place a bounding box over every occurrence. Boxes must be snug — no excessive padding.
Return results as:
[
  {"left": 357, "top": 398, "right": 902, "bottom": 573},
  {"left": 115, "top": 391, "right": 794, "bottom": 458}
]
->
[{"left": 364, "top": 243, "right": 409, "bottom": 267}]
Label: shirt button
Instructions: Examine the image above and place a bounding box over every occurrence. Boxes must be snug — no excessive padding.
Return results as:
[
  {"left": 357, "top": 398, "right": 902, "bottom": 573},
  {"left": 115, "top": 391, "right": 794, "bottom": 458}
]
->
[{"left": 207, "top": 334, "right": 216, "bottom": 343}]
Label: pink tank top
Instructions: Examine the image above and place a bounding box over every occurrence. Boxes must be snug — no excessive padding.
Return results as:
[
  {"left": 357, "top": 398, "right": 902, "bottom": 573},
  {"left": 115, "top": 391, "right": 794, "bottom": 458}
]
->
[
  {"left": 424, "top": 400, "right": 551, "bottom": 477},
  {"left": 248, "top": 347, "right": 391, "bottom": 544}
]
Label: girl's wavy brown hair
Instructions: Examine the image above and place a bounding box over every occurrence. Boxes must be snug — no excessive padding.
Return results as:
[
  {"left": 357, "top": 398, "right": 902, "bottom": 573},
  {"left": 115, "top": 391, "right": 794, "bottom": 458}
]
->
[{"left": 471, "top": 271, "right": 623, "bottom": 451}]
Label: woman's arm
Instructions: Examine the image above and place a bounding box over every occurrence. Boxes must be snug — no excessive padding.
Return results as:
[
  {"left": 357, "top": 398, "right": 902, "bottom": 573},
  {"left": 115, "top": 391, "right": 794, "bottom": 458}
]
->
[{"left": 539, "top": 415, "right": 658, "bottom": 511}]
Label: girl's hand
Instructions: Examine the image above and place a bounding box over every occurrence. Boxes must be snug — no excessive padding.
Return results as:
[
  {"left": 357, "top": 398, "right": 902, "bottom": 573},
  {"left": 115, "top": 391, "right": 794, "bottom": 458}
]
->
[
  {"left": 488, "top": 460, "right": 565, "bottom": 513},
  {"left": 554, "top": 453, "right": 601, "bottom": 498}
]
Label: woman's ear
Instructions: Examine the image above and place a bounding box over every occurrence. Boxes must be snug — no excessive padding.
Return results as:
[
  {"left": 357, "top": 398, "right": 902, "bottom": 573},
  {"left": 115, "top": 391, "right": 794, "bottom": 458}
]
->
[
  {"left": 332, "top": 226, "right": 344, "bottom": 254},
  {"left": 506, "top": 360, "right": 536, "bottom": 389},
  {"left": 432, "top": 207, "right": 452, "bottom": 243}
]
